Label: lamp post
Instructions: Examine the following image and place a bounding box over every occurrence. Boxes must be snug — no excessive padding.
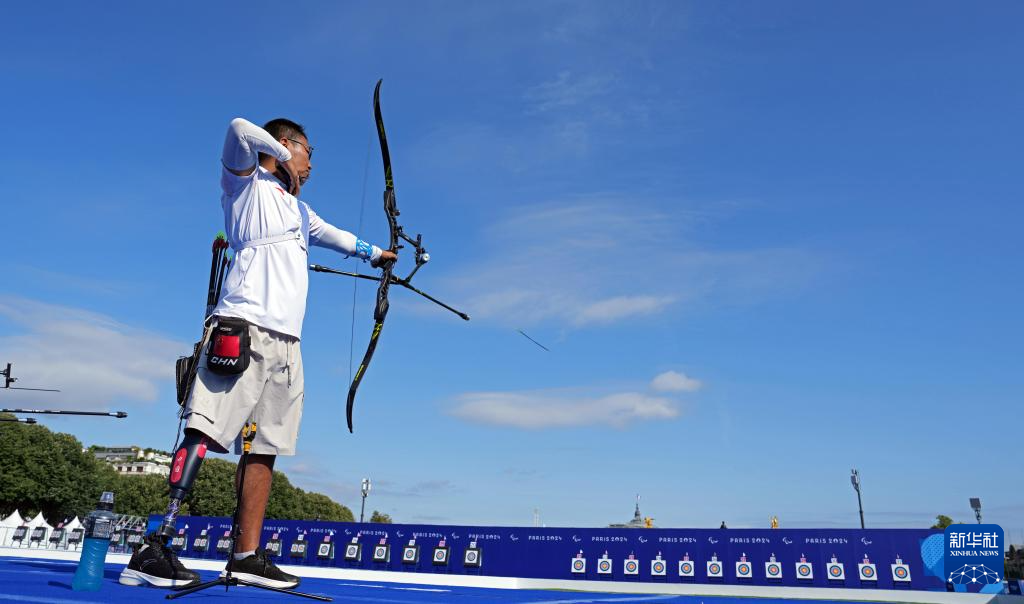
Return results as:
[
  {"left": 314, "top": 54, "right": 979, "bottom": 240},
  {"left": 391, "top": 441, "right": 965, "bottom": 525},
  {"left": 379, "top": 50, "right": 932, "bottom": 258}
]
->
[
  {"left": 970, "top": 498, "right": 982, "bottom": 524},
  {"left": 360, "top": 478, "right": 371, "bottom": 523},
  {"left": 850, "top": 469, "right": 865, "bottom": 529}
]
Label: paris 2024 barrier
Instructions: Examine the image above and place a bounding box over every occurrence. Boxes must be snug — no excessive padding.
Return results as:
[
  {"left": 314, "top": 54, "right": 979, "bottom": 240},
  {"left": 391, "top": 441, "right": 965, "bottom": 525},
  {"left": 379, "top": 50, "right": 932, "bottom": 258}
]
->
[{"left": 147, "top": 515, "right": 947, "bottom": 591}]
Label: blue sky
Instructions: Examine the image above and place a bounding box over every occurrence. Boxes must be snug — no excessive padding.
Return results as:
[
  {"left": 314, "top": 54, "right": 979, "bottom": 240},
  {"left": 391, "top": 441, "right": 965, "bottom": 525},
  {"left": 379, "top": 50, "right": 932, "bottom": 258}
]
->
[{"left": 1, "top": 2, "right": 1020, "bottom": 538}]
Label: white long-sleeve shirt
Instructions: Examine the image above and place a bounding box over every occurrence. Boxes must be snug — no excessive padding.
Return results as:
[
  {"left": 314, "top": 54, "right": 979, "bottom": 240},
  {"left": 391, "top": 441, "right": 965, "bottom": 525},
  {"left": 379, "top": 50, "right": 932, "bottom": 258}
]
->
[{"left": 213, "top": 119, "right": 382, "bottom": 338}]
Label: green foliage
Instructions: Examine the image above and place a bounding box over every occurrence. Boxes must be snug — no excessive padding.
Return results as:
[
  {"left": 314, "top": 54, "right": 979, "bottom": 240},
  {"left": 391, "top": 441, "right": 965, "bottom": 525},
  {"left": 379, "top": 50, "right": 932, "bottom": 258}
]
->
[
  {"left": 0, "top": 414, "right": 110, "bottom": 519},
  {"left": 265, "top": 470, "right": 303, "bottom": 519},
  {"left": 1006, "top": 545, "right": 1024, "bottom": 580},
  {"left": 183, "top": 457, "right": 239, "bottom": 517},
  {"left": 103, "top": 473, "right": 167, "bottom": 517},
  {"left": 370, "top": 510, "right": 392, "bottom": 523},
  {"left": 931, "top": 514, "right": 955, "bottom": 529},
  {"left": 0, "top": 415, "right": 353, "bottom": 522},
  {"left": 299, "top": 492, "right": 354, "bottom": 522},
  {"left": 265, "top": 471, "right": 353, "bottom": 521}
]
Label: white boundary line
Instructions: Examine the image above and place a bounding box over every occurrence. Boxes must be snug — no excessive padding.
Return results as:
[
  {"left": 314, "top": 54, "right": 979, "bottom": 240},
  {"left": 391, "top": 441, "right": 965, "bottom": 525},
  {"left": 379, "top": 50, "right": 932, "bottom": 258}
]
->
[{"left": 0, "top": 547, "right": 1004, "bottom": 604}]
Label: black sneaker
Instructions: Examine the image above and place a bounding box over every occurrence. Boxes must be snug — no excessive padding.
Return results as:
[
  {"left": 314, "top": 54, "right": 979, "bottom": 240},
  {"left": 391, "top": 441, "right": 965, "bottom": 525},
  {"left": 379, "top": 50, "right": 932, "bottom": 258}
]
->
[
  {"left": 222, "top": 548, "right": 300, "bottom": 589},
  {"left": 119, "top": 533, "right": 201, "bottom": 588}
]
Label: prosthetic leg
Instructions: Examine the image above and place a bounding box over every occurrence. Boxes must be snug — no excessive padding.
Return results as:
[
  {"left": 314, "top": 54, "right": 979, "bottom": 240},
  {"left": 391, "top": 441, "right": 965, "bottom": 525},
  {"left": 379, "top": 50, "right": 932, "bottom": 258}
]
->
[
  {"left": 155, "top": 429, "right": 210, "bottom": 539},
  {"left": 167, "top": 423, "right": 330, "bottom": 601}
]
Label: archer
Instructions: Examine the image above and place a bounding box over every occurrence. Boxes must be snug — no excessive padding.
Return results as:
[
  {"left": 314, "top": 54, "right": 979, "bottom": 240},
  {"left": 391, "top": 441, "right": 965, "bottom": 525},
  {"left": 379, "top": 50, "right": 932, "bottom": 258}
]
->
[{"left": 119, "top": 117, "right": 395, "bottom": 590}]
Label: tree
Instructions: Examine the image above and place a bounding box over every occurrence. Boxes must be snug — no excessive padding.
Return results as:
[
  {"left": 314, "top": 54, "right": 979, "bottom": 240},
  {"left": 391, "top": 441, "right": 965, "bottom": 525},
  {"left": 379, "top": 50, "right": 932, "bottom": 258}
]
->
[
  {"left": 0, "top": 416, "right": 354, "bottom": 522},
  {"left": 0, "top": 414, "right": 110, "bottom": 519},
  {"left": 184, "top": 458, "right": 241, "bottom": 517},
  {"left": 299, "top": 492, "right": 354, "bottom": 522},
  {"left": 931, "top": 515, "right": 955, "bottom": 529},
  {"left": 370, "top": 511, "right": 392, "bottom": 524},
  {"left": 264, "top": 470, "right": 304, "bottom": 520},
  {"left": 108, "top": 473, "right": 169, "bottom": 517}
]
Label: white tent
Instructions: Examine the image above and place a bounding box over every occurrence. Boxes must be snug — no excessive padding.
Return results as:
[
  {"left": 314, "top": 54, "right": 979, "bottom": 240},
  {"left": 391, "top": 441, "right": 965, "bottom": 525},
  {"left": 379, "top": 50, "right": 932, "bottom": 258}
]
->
[
  {"left": 23, "top": 512, "right": 52, "bottom": 547},
  {"left": 0, "top": 510, "right": 23, "bottom": 527},
  {"left": 62, "top": 517, "right": 85, "bottom": 549},
  {"left": 26, "top": 512, "right": 51, "bottom": 530},
  {"left": 0, "top": 510, "right": 27, "bottom": 547}
]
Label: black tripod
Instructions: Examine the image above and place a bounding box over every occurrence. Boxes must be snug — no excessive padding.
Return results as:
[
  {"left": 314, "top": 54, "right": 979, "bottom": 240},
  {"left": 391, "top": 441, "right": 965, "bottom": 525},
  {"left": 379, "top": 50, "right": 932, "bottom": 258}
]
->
[{"left": 167, "top": 422, "right": 330, "bottom": 601}]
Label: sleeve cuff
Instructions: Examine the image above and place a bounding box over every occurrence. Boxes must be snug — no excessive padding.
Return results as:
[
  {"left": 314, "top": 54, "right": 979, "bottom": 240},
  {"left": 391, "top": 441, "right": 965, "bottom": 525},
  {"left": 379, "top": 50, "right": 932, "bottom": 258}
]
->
[{"left": 354, "top": 239, "right": 382, "bottom": 263}]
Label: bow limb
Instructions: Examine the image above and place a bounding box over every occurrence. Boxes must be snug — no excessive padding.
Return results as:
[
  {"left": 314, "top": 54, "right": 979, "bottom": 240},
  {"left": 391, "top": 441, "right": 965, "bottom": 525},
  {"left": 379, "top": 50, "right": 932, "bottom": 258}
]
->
[{"left": 346, "top": 79, "right": 399, "bottom": 433}]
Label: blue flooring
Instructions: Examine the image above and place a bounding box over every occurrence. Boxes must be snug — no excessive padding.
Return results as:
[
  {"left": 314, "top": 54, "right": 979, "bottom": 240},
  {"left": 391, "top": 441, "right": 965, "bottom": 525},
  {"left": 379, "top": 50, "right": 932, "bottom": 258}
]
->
[{"left": 0, "top": 556, "right": 863, "bottom": 603}]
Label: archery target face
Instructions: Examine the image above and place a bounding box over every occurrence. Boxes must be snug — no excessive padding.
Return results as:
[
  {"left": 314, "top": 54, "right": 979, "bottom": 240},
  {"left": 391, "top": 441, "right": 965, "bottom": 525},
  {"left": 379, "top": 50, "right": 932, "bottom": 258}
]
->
[
  {"left": 318, "top": 544, "right": 331, "bottom": 556},
  {"left": 598, "top": 559, "right": 612, "bottom": 574},
  {"left": 892, "top": 565, "right": 910, "bottom": 581},
  {"left": 571, "top": 558, "right": 586, "bottom": 573},
  {"left": 403, "top": 547, "right": 417, "bottom": 562},
  {"left": 797, "top": 563, "right": 812, "bottom": 578},
  {"left": 766, "top": 563, "right": 782, "bottom": 577},
  {"left": 345, "top": 544, "right": 359, "bottom": 559},
  {"left": 651, "top": 560, "right": 666, "bottom": 575},
  {"left": 737, "top": 563, "right": 751, "bottom": 577},
  {"left": 679, "top": 561, "right": 694, "bottom": 576},
  {"left": 465, "top": 549, "right": 480, "bottom": 566},
  {"left": 828, "top": 563, "right": 845, "bottom": 579},
  {"left": 624, "top": 559, "right": 638, "bottom": 574},
  {"left": 859, "top": 564, "right": 877, "bottom": 580},
  {"left": 433, "top": 548, "right": 448, "bottom": 563},
  {"left": 708, "top": 562, "right": 723, "bottom": 577},
  {"left": 373, "top": 545, "right": 388, "bottom": 561}
]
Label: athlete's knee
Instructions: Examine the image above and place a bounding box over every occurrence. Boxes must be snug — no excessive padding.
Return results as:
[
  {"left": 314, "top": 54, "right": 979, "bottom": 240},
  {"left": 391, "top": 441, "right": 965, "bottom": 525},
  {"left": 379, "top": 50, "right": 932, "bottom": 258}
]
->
[{"left": 246, "top": 453, "right": 276, "bottom": 468}]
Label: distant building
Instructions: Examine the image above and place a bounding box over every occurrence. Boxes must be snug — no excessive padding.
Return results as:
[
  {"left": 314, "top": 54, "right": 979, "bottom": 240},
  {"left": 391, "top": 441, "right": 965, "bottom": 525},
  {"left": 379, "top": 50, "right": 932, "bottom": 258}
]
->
[
  {"left": 114, "top": 461, "right": 169, "bottom": 477},
  {"left": 608, "top": 496, "right": 656, "bottom": 529},
  {"left": 92, "top": 447, "right": 141, "bottom": 463},
  {"left": 92, "top": 446, "right": 172, "bottom": 463},
  {"left": 142, "top": 451, "right": 172, "bottom": 464},
  {"left": 92, "top": 446, "right": 172, "bottom": 475}
]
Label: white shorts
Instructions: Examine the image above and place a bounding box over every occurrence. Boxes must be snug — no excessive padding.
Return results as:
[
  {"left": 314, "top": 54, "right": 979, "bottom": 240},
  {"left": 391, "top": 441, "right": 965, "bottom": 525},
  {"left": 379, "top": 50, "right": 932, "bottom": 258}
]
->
[{"left": 185, "top": 320, "right": 304, "bottom": 456}]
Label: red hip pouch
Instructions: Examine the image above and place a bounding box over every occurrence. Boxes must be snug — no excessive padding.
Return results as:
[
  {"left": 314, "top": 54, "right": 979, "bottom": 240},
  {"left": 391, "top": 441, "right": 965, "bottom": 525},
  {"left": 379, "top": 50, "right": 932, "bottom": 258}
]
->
[{"left": 206, "top": 316, "right": 251, "bottom": 375}]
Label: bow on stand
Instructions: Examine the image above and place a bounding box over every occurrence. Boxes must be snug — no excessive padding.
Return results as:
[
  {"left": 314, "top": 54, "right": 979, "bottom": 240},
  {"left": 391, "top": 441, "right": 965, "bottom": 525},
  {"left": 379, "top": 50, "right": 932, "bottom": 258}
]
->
[{"left": 310, "top": 79, "right": 469, "bottom": 432}]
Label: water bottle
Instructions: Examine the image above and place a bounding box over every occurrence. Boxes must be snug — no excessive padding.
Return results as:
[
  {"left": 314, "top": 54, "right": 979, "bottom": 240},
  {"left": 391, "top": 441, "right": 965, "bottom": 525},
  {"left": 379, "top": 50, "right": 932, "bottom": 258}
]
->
[{"left": 72, "top": 491, "right": 115, "bottom": 591}]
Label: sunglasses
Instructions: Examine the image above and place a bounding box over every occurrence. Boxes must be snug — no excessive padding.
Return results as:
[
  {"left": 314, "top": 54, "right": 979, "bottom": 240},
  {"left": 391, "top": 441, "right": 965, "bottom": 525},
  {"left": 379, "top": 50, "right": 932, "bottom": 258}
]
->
[{"left": 286, "top": 138, "right": 314, "bottom": 160}]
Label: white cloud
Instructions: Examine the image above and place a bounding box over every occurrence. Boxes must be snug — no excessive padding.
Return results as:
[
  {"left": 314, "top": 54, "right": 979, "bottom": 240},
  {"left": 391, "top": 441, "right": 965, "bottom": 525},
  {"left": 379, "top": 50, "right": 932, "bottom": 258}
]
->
[
  {"left": 0, "top": 296, "right": 185, "bottom": 409},
  {"left": 524, "top": 71, "right": 617, "bottom": 113},
  {"left": 450, "top": 368, "right": 705, "bottom": 430},
  {"left": 451, "top": 391, "right": 678, "bottom": 429},
  {"left": 440, "top": 198, "right": 820, "bottom": 329},
  {"left": 575, "top": 295, "right": 675, "bottom": 326},
  {"left": 651, "top": 370, "right": 702, "bottom": 393}
]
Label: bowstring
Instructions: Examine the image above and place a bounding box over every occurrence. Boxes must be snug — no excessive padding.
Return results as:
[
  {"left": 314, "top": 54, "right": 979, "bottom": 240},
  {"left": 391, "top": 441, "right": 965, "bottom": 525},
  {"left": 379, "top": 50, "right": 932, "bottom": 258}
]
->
[{"left": 349, "top": 124, "right": 373, "bottom": 385}]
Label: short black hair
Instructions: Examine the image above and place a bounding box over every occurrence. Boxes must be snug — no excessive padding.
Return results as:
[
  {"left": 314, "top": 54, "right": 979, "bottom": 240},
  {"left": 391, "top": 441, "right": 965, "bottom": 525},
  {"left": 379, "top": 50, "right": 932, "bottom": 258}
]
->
[
  {"left": 259, "top": 118, "right": 306, "bottom": 161},
  {"left": 263, "top": 118, "right": 306, "bottom": 141}
]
